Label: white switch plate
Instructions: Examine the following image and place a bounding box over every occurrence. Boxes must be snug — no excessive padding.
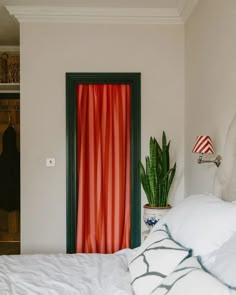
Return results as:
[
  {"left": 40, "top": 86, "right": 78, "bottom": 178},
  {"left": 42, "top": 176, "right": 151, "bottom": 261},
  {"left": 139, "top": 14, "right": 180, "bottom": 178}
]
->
[{"left": 46, "top": 158, "right": 56, "bottom": 167}]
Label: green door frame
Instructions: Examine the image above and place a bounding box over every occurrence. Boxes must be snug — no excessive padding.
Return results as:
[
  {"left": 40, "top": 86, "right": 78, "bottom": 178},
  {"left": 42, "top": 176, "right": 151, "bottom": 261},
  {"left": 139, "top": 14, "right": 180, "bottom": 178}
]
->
[{"left": 66, "top": 72, "right": 141, "bottom": 253}]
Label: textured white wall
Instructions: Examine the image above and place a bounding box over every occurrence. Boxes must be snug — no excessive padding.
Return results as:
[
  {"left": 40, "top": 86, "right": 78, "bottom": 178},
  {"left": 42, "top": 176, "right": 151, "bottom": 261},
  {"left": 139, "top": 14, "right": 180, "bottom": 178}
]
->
[
  {"left": 185, "top": 0, "right": 236, "bottom": 196},
  {"left": 20, "top": 23, "right": 185, "bottom": 253}
]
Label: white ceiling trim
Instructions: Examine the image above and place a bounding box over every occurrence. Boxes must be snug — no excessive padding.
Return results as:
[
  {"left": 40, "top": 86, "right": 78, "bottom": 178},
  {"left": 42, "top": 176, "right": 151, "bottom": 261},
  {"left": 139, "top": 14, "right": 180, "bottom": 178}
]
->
[
  {"left": 6, "top": 1, "right": 198, "bottom": 25},
  {"left": 177, "top": 0, "right": 199, "bottom": 22},
  {"left": 6, "top": 6, "right": 182, "bottom": 24}
]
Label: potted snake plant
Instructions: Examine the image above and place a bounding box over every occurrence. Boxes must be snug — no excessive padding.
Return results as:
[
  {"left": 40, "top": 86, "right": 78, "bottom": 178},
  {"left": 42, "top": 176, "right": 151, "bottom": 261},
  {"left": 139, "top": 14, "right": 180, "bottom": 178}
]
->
[{"left": 139, "top": 131, "right": 176, "bottom": 229}]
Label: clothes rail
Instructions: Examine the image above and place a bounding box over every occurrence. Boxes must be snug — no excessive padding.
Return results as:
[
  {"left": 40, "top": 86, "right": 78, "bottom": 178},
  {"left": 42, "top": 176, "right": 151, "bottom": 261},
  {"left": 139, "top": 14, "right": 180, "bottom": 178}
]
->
[{"left": 0, "top": 106, "right": 20, "bottom": 112}]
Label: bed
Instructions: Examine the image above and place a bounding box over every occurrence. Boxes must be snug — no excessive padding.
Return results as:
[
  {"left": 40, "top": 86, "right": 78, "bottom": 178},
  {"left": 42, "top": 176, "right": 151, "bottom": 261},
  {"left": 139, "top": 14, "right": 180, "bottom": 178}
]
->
[
  {"left": 0, "top": 250, "right": 134, "bottom": 294},
  {"left": 1, "top": 193, "right": 236, "bottom": 295},
  {"left": 1, "top": 115, "right": 236, "bottom": 295}
]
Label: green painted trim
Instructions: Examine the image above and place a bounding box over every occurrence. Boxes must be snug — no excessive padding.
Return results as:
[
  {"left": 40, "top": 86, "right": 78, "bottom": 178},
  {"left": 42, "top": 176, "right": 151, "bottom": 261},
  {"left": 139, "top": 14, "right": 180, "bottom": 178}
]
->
[
  {"left": 66, "top": 73, "right": 141, "bottom": 253},
  {"left": 66, "top": 74, "right": 77, "bottom": 254},
  {"left": 130, "top": 74, "right": 141, "bottom": 248}
]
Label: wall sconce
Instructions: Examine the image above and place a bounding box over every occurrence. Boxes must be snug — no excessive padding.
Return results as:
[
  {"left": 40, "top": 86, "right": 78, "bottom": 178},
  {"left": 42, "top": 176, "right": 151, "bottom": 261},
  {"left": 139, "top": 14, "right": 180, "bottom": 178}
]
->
[{"left": 192, "top": 135, "right": 222, "bottom": 167}]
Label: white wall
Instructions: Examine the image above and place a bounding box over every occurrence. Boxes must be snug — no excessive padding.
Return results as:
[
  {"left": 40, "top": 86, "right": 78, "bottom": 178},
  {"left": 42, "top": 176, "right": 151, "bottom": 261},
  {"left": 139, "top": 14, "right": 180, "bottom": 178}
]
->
[
  {"left": 185, "top": 0, "right": 236, "bottom": 196},
  {"left": 20, "top": 23, "right": 185, "bottom": 253}
]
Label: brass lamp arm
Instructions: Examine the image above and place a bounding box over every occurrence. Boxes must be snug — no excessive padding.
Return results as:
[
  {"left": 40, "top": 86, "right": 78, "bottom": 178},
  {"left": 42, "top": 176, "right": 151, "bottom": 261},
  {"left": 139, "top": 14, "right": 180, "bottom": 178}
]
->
[{"left": 197, "top": 155, "right": 222, "bottom": 167}]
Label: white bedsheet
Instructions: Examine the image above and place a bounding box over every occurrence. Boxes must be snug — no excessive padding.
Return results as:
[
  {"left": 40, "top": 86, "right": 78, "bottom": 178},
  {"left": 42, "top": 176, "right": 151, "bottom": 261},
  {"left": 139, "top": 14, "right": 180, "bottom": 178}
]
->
[{"left": 0, "top": 249, "right": 134, "bottom": 295}]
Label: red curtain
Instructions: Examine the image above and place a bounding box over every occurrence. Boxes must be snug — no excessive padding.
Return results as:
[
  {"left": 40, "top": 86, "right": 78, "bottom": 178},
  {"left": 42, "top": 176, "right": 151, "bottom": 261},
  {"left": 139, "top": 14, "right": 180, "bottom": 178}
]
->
[{"left": 76, "top": 84, "right": 131, "bottom": 254}]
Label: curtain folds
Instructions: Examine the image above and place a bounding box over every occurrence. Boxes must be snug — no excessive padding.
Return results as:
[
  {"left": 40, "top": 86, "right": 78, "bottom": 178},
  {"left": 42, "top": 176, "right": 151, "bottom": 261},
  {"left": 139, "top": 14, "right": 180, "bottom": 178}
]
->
[{"left": 76, "top": 84, "right": 131, "bottom": 254}]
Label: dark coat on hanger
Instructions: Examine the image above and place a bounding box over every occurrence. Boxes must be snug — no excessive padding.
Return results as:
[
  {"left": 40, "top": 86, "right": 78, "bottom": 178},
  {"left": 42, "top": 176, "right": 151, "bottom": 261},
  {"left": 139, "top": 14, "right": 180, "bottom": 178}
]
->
[{"left": 0, "top": 125, "right": 20, "bottom": 211}]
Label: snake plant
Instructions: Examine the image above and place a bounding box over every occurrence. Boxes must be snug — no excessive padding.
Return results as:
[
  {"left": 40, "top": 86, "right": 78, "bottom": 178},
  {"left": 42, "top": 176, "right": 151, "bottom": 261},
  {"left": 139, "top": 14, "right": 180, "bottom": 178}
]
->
[{"left": 139, "top": 131, "right": 176, "bottom": 207}]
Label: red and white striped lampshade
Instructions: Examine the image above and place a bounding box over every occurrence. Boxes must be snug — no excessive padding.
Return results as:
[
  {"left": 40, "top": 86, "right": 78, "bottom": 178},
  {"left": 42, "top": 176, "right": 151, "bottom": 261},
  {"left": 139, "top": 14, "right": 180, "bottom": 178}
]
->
[{"left": 192, "top": 135, "right": 214, "bottom": 154}]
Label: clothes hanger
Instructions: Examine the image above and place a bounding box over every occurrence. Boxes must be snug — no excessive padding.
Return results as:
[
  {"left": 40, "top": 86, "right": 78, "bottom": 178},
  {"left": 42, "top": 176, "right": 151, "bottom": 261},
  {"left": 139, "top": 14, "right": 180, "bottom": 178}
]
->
[
  {"left": 7, "top": 100, "right": 14, "bottom": 128},
  {"left": 8, "top": 112, "right": 11, "bottom": 125}
]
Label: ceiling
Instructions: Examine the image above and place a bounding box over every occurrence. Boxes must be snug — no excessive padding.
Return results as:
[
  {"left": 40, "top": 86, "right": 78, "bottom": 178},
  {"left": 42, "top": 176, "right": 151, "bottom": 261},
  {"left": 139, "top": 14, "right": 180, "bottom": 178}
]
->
[{"left": 0, "top": 0, "right": 195, "bottom": 46}]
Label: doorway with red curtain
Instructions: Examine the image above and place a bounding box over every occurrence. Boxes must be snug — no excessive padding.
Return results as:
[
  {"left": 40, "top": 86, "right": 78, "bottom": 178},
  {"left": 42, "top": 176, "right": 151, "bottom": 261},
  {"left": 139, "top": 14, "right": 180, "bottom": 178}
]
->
[{"left": 66, "top": 73, "right": 141, "bottom": 254}]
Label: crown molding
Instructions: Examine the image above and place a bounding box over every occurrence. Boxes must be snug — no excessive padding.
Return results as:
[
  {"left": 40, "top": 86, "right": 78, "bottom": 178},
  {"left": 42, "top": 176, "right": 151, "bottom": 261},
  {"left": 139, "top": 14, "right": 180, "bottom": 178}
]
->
[
  {"left": 177, "top": 0, "right": 199, "bottom": 22},
  {"left": 6, "top": 6, "right": 183, "bottom": 24},
  {"left": 6, "top": 2, "right": 199, "bottom": 25}
]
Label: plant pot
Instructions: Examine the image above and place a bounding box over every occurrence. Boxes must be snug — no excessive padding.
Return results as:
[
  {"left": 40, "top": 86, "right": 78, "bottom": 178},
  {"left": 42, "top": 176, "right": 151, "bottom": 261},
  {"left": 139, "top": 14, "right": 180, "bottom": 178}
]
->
[{"left": 143, "top": 204, "right": 171, "bottom": 230}]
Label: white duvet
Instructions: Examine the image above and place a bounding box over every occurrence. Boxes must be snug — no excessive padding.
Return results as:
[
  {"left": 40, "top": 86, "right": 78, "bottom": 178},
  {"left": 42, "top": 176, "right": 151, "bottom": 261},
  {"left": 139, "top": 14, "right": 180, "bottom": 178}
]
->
[{"left": 0, "top": 249, "right": 134, "bottom": 295}]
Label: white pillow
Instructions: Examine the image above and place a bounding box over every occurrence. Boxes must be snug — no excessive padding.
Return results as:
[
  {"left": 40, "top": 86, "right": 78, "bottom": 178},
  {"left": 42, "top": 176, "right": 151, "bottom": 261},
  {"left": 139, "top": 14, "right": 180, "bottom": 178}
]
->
[
  {"left": 128, "top": 224, "right": 191, "bottom": 295},
  {"left": 153, "top": 194, "right": 236, "bottom": 256},
  {"left": 202, "top": 233, "right": 236, "bottom": 288},
  {"left": 151, "top": 257, "right": 236, "bottom": 295}
]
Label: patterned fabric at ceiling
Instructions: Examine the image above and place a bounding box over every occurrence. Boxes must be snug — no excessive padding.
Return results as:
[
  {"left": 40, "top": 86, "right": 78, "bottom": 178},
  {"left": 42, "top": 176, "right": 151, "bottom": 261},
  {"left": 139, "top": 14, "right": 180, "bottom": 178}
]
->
[{"left": 76, "top": 84, "right": 131, "bottom": 254}]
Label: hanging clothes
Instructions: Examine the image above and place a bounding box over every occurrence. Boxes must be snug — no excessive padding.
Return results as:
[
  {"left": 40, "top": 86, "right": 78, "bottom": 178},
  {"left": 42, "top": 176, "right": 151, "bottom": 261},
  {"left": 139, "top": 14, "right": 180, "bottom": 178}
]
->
[{"left": 0, "top": 125, "right": 20, "bottom": 211}]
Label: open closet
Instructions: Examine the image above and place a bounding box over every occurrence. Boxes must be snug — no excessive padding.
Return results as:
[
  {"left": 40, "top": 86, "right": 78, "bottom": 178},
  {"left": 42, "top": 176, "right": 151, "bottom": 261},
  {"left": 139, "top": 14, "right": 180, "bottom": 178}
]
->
[{"left": 0, "top": 47, "right": 20, "bottom": 254}]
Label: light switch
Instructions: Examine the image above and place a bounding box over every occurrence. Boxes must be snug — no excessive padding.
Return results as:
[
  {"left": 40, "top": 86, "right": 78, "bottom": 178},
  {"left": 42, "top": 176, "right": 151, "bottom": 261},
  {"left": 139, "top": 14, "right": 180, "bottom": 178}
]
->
[{"left": 46, "top": 158, "right": 56, "bottom": 167}]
